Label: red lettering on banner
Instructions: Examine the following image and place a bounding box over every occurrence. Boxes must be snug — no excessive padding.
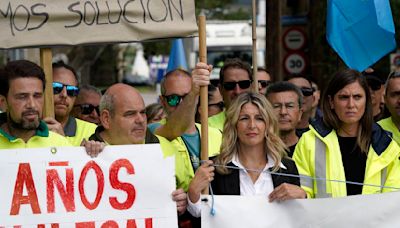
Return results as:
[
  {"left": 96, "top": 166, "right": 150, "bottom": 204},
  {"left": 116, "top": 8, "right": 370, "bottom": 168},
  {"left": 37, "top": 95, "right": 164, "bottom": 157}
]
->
[
  {"left": 109, "top": 159, "right": 136, "bottom": 210},
  {"left": 79, "top": 161, "right": 104, "bottom": 210},
  {"left": 145, "top": 218, "right": 153, "bottom": 228},
  {"left": 101, "top": 220, "right": 119, "bottom": 228},
  {"left": 127, "top": 220, "right": 136, "bottom": 228},
  {"left": 75, "top": 222, "right": 95, "bottom": 228},
  {"left": 126, "top": 218, "right": 153, "bottom": 228},
  {"left": 10, "top": 163, "right": 41, "bottom": 215},
  {"left": 47, "top": 167, "right": 75, "bottom": 213}
]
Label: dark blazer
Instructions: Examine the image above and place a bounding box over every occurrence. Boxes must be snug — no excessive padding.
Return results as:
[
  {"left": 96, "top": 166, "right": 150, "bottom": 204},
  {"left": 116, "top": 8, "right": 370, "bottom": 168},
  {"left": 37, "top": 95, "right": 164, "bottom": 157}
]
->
[{"left": 211, "top": 158, "right": 300, "bottom": 195}]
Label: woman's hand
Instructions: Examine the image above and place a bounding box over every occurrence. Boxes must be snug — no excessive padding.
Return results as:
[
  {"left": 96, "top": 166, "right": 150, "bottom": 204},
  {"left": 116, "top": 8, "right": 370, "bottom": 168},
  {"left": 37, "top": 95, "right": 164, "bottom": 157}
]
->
[
  {"left": 188, "top": 160, "right": 215, "bottom": 203},
  {"left": 268, "top": 183, "right": 306, "bottom": 202}
]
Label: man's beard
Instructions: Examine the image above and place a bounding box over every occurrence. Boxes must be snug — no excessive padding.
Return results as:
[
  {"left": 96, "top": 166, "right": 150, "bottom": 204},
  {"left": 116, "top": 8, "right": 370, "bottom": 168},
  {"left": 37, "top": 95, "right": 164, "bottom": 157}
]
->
[{"left": 9, "top": 111, "right": 40, "bottom": 130}]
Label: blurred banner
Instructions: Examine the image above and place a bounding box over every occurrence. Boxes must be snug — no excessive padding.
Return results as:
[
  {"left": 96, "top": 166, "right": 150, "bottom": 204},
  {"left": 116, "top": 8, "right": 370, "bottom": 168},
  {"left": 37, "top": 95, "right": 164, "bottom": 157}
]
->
[
  {"left": 0, "top": 0, "right": 197, "bottom": 49},
  {"left": 202, "top": 192, "right": 400, "bottom": 227}
]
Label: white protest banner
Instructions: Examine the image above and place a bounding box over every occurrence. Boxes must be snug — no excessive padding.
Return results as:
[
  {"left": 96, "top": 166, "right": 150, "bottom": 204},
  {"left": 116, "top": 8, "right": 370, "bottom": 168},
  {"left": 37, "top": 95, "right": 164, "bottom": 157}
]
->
[
  {"left": 201, "top": 192, "right": 400, "bottom": 228},
  {"left": 0, "top": 144, "right": 177, "bottom": 227},
  {"left": 0, "top": 0, "right": 197, "bottom": 49}
]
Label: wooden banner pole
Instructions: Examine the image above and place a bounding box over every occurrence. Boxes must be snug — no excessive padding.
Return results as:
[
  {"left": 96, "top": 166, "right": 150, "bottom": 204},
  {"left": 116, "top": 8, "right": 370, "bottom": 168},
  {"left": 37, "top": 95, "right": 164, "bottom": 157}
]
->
[
  {"left": 40, "top": 48, "right": 54, "bottom": 118},
  {"left": 252, "top": 0, "right": 258, "bottom": 92},
  {"left": 198, "top": 13, "right": 209, "bottom": 195}
]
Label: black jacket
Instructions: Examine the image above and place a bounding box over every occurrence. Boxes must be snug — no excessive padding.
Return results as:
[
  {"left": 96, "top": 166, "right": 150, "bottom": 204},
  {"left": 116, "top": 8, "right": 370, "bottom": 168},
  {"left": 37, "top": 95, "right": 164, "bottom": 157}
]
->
[{"left": 211, "top": 158, "right": 300, "bottom": 195}]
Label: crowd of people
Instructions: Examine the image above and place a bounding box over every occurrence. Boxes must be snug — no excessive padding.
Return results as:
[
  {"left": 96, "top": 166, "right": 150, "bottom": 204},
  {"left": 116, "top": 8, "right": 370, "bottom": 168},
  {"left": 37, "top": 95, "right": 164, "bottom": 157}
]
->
[{"left": 0, "top": 58, "right": 400, "bottom": 227}]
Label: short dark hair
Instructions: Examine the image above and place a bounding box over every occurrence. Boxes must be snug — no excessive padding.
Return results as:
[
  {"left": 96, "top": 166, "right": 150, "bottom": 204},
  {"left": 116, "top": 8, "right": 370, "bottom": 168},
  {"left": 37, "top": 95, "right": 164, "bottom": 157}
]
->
[
  {"left": 0, "top": 60, "right": 46, "bottom": 97},
  {"left": 219, "top": 58, "right": 252, "bottom": 83},
  {"left": 52, "top": 61, "right": 79, "bottom": 85},
  {"left": 266, "top": 81, "right": 303, "bottom": 108},
  {"left": 257, "top": 67, "right": 273, "bottom": 82}
]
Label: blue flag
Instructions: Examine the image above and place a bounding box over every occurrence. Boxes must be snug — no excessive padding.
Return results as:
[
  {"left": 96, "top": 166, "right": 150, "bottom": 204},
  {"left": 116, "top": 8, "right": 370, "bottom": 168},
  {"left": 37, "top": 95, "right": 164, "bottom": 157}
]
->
[
  {"left": 327, "top": 0, "right": 396, "bottom": 72},
  {"left": 166, "top": 39, "right": 188, "bottom": 73}
]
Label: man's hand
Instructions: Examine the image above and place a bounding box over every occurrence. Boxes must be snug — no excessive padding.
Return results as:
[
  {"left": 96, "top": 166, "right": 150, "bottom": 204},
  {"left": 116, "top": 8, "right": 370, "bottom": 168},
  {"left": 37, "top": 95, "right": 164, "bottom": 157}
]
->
[
  {"left": 43, "top": 117, "right": 65, "bottom": 136},
  {"left": 172, "top": 188, "right": 187, "bottom": 215},
  {"left": 191, "top": 62, "right": 212, "bottom": 96},
  {"left": 268, "top": 183, "right": 307, "bottom": 202},
  {"left": 81, "top": 139, "right": 105, "bottom": 158},
  {"left": 188, "top": 160, "right": 215, "bottom": 203}
]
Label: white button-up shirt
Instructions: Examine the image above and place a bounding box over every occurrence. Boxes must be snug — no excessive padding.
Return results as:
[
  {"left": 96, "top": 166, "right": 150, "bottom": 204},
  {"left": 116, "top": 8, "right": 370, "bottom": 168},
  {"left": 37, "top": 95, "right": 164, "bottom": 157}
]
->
[{"left": 187, "top": 154, "right": 286, "bottom": 217}]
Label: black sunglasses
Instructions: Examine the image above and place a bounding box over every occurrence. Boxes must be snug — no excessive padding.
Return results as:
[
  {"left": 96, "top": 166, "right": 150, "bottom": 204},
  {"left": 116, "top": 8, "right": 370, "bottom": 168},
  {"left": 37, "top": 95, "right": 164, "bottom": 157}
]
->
[
  {"left": 258, "top": 80, "right": 271, "bottom": 88},
  {"left": 222, "top": 80, "right": 252, "bottom": 91},
  {"left": 74, "top": 104, "right": 100, "bottom": 115},
  {"left": 53, "top": 82, "right": 79, "bottom": 97},
  {"left": 301, "top": 87, "right": 314, "bottom": 97},
  {"left": 163, "top": 94, "right": 186, "bottom": 107},
  {"left": 208, "top": 101, "right": 224, "bottom": 110}
]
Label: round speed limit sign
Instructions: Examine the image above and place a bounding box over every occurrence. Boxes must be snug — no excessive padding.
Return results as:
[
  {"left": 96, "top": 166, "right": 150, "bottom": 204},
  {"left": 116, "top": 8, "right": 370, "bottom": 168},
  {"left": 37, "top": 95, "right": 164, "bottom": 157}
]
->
[{"left": 283, "top": 52, "right": 307, "bottom": 74}]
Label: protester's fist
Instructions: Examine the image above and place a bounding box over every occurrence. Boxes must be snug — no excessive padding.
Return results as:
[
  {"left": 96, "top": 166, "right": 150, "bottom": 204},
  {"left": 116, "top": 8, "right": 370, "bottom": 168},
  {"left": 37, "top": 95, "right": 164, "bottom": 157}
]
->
[
  {"left": 172, "top": 188, "right": 187, "bottom": 215},
  {"left": 43, "top": 117, "right": 65, "bottom": 136},
  {"left": 191, "top": 62, "right": 212, "bottom": 95},
  {"left": 81, "top": 139, "right": 106, "bottom": 158}
]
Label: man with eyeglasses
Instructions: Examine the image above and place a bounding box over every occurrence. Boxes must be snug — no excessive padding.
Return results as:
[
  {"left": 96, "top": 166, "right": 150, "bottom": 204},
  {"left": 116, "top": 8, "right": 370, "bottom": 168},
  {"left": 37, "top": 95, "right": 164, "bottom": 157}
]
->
[
  {"left": 71, "top": 84, "right": 102, "bottom": 125},
  {"left": 286, "top": 74, "right": 315, "bottom": 137},
  {"left": 43, "top": 62, "right": 97, "bottom": 146},
  {"left": 378, "top": 71, "right": 400, "bottom": 144},
  {"left": 257, "top": 67, "right": 273, "bottom": 95},
  {"left": 209, "top": 58, "right": 253, "bottom": 131},
  {"left": 266, "top": 82, "right": 303, "bottom": 157}
]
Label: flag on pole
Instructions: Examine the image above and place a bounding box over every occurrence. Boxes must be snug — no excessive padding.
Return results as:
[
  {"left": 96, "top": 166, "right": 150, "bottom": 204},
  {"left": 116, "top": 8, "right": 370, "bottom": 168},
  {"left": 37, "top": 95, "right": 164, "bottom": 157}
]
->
[
  {"left": 326, "top": 0, "right": 396, "bottom": 72},
  {"left": 166, "top": 39, "right": 188, "bottom": 73}
]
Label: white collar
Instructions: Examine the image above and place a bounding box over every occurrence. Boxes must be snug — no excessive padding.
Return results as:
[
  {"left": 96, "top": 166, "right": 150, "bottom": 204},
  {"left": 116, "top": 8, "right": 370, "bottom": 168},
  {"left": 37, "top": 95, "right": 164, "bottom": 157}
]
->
[{"left": 231, "top": 153, "right": 286, "bottom": 173}]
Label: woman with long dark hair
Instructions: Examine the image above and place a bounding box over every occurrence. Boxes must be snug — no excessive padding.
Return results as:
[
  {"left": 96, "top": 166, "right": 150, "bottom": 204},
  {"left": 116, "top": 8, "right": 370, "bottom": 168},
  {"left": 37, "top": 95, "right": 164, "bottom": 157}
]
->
[{"left": 294, "top": 69, "right": 400, "bottom": 198}]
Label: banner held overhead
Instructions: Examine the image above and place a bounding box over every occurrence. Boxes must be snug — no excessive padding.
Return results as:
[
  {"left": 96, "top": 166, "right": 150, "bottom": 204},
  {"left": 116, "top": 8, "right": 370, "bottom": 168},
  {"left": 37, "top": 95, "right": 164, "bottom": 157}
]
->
[{"left": 0, "top": 0, "right": 198, "bottom": 49}]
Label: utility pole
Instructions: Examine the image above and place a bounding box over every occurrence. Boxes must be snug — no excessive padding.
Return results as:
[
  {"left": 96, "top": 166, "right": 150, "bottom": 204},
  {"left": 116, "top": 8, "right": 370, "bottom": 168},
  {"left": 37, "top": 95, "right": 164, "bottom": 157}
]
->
[{"left": 266, "top": 0, "right": 283, "bottom": 81}]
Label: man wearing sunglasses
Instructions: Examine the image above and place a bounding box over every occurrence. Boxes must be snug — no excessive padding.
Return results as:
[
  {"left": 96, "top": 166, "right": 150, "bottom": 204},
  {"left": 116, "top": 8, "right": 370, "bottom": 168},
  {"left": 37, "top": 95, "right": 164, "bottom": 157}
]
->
[
  {"left": 71, "top": 85, "right": 102, "bottom": 125},
  {"left": 209, "top": 58, "right": 253, "bottom": 131},
  {"left": 363, "top": 71, "right": 385, "bottom": 122},
  {"left": 257, "top": 67, "right": 273, "bottom": 95},
  {"left": 287, "top": 74, "right": 315, "bottom": 137},
  {"left": 43, "top": 62, "right": 97, "bottom": 146},
  {"left": 148, "top": 66, "right": 222, "bottom": 188}
]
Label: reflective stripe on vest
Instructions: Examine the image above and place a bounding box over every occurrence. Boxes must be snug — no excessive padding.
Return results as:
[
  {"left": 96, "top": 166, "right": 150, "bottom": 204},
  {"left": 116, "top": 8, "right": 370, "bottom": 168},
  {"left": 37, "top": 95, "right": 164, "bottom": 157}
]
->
[
  {"left": 315, "top": 137, "right": 332, "bottom": 198},
  {"left": 381, "top": 168, "right": 387, "bottom": 192}
]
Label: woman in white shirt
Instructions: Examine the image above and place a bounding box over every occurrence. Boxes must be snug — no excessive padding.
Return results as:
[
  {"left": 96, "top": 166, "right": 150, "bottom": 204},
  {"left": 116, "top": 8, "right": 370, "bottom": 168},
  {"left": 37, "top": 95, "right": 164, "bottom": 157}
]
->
[{"left": 187, "top": 92, "right": 306, "bottom": 217}]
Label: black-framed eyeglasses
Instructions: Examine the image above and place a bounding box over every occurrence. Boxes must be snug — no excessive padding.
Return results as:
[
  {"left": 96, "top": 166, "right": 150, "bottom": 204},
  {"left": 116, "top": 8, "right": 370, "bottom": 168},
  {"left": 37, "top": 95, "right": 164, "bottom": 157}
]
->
[
  {"left": 300, "top": 87, "right": 314, "bottom": 97},
  {"left": 222, "top": 80, "right": 253, "bottom": 91},
  {"left": 74, "top": 104, "right": 100, "bottom": 115},
  {"left": 258, "top": 80, "right": 271, "bottom": 88},
  {"left": 208, "top": 101, "right": 224, "bottom": 110},
  {"left": 163, "top": 94, "right": 187, "bottom": 107},
  {"left": 52, "top": 82, "right": 79, "bottom": 97}
]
